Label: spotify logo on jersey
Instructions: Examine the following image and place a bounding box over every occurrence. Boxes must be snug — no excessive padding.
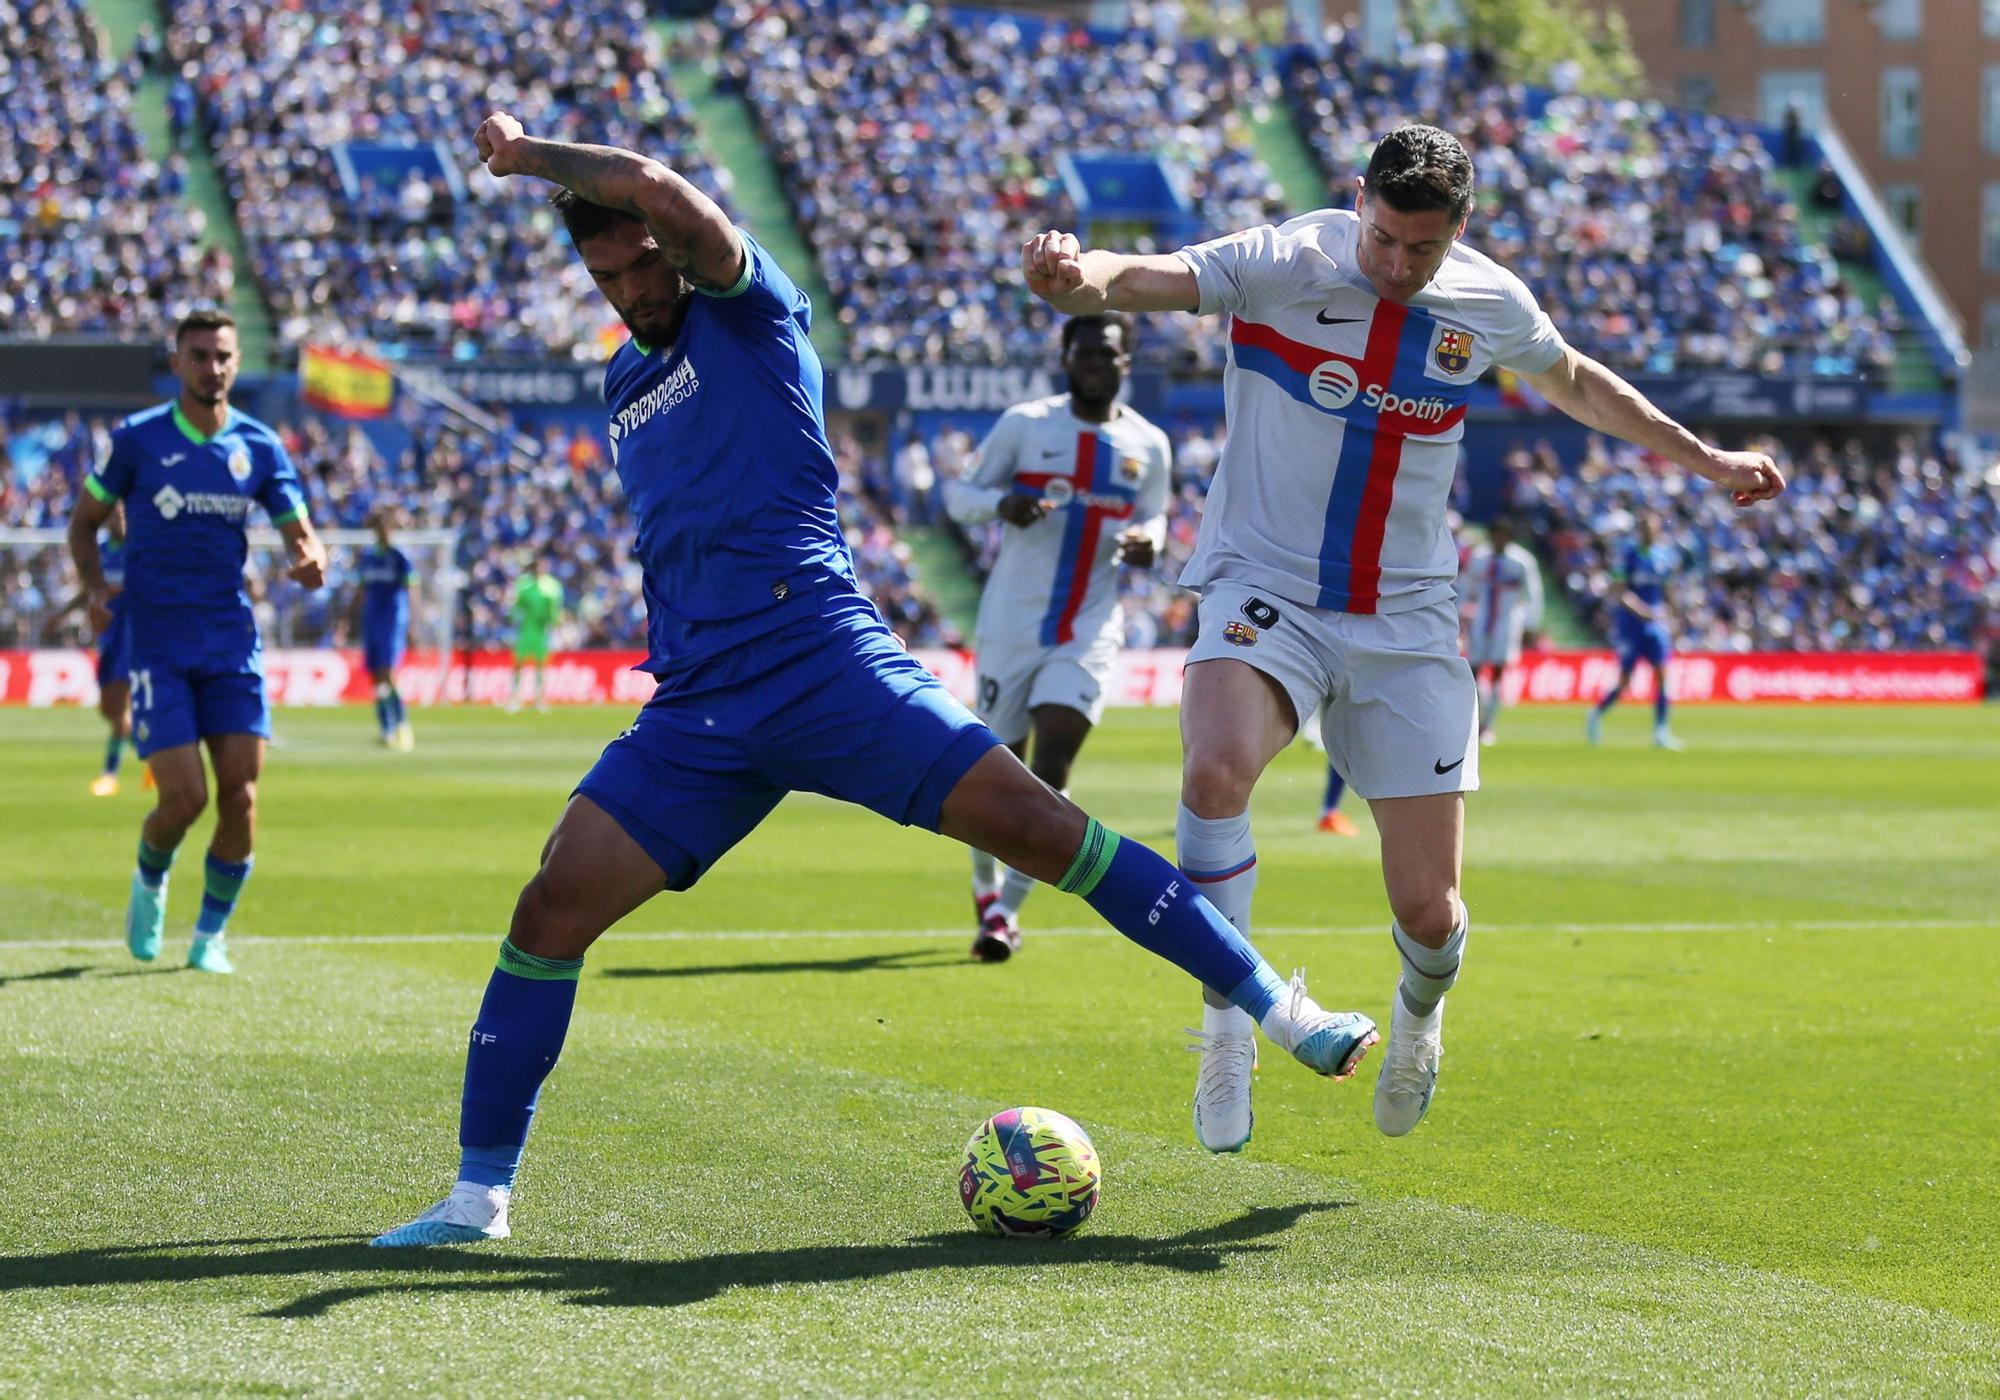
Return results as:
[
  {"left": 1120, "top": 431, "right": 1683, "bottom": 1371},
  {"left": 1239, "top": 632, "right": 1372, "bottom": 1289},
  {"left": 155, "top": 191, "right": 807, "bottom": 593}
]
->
[{"left": 1308, "top": 359, "right": 1360, "bottom": 411}]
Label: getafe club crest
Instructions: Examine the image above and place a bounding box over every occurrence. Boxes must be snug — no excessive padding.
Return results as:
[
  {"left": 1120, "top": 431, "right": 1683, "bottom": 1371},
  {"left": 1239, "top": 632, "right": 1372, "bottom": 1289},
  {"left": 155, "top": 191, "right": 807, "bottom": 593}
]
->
[
  {"left": 1433, "top": 327, "right": 1475, "bottom": 376},
  {"left": 227, "top": 446, "right": 253, "bottom": 483}
]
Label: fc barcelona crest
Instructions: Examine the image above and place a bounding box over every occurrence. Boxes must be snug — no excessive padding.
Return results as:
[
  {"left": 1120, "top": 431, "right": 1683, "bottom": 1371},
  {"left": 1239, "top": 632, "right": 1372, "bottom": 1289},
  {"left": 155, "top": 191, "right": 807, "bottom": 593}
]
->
[{"left": 1433, "top": 327, "right": 1475, "bottom": 376}]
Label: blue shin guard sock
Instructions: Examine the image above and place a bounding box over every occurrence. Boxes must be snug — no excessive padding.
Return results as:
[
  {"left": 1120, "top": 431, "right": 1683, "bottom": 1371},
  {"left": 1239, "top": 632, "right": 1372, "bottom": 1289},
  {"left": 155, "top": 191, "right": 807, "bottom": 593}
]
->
[
  {"left": 389, "top": 688, "right": 407, "bottom": 728},
  {"left": 136, "top": 838, "right": 175, "bottom": 890},
  {"left": 1321, "top": 767, "right": 1346, "bottom": 816},
  {"left": 457, "top": 940, "right": 583, "bottom": 1191},
  {"left": 104, "top": 734, "right": 124, "bottom": 776},
  {"left": 194, "top": 854, "right": 253, "bottom": 937},
  {"left": 1058, "top": 819, "right": 1286, "bottom": 1020},
  {"left": 374, "top": 686, "right": 394, "bottom": 736},
  {"left": 1653, "top": 687, "right": 1670, "bottom": 726}
]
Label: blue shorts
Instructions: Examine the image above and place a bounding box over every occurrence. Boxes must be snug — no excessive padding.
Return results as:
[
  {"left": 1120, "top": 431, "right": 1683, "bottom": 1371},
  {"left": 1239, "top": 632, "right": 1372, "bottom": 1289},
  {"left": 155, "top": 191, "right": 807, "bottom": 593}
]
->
[
  {"left": 363, "top": 625, "right": 406, "bottom": 675},
  {"left": 575, "top": 590, "right": 1000, "bottom": 891},
  {"left": 1616, "top": 625, "right": 1670, "bottom": 672},
  {"left": 127, "top": 636, "right": 270, "bottom": 759},
  {"left": 96, "top": 613, "right": 130, "bottom": 689}
]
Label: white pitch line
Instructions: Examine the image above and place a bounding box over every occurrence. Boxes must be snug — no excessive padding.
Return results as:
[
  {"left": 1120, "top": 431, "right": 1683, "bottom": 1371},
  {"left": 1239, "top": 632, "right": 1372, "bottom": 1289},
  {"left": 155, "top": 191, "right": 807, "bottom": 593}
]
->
[{"left": 0, "top": 917, "right": 1992, "bottom": 952}]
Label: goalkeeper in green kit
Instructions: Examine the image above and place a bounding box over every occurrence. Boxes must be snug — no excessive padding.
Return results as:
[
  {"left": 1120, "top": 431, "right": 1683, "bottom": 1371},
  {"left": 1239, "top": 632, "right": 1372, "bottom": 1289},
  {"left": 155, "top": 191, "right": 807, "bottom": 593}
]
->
[{"left": 507, "top": 555, "right": 564, "bottom": 712}]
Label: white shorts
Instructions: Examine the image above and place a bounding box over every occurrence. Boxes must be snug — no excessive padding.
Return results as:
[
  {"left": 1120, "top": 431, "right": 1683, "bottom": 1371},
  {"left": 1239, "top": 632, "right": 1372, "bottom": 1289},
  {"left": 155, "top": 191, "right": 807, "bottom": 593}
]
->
[
  {"left": 1185, "top": 581, "right": 1478, "bottom": 801},
  {"left": 973, "top": 633, "right": 1117, "bottom": 744}
]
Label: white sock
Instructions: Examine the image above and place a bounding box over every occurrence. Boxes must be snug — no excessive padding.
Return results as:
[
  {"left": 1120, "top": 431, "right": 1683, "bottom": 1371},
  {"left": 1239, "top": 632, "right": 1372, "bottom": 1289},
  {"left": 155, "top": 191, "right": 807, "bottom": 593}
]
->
[
  {"left": 969, "top": 848, "right": 1000, "bottom": 899},
  {"left": 1175, "top": 804, "right": 1257, "bottom": 937},
  {"left": 1203, "top": 1000, "right": 1255, "bottom": 1041},
  {"left": 992, "top": 864, "right": 1036, "bottom": 920}
]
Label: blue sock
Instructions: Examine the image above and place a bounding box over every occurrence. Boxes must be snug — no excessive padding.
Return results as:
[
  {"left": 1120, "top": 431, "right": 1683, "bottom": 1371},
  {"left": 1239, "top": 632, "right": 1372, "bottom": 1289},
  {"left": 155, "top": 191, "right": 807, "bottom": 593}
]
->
[
  {"left": 136, "top": 838, "right": 174, "bottom": 890},
  {"left": 1653, "top": 689, "right": 1670, "bottom": 726},
  {"left": 194, "top": 853, "right": 253, "bottom": 937},
  {"left": 1057, "top": 819, "right": 1287, "bottom": 1020},
  {"left": 1321, "top": 766, "right": 1346, "bottom": 815},
  {"left": 1595, "top": 680, "right": 1626, "bottom": 715},
  {"left": 458, "top": 940, "right": 583, "bottom": 1191},
  {"left": 104, "top": 734, "right": 124, "bottom": 776},
  {"left": 374, "top": 691, "right": 393, "bottom": 735},
  {"left": 389, "top": 689, "right": 406, "bottom": 727}
]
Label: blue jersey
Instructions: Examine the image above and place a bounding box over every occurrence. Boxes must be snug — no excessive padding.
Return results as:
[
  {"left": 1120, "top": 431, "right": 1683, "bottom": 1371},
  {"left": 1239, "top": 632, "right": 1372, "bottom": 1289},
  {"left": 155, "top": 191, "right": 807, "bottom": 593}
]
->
[
  {"left": 85, "top": 403, "right": 307, "bottom": 657},
  {"left": 357, "top": 544, "right": 413, "bottom": 639},
  {"left": 1615, "top": 541, "right": 1676, "bottom": 635},
  {"left": 601, "top": 232, "right": 855, "bottom": 675},
  {"left": 100, "top": 533, "right": 128, "bottom": 624}
]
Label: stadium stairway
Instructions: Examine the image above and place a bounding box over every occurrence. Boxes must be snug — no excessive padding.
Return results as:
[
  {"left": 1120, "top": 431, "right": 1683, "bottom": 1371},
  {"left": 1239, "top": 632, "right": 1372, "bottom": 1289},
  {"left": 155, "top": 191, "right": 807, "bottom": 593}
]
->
[
  {"left": 1768, "top": 165, "right": 1940, "bottom": 395},
  {"left": 661, "top": 26, "right": 845, "bottom": 365},
  {"left": 1249, "top": 90, "right": 1334, "bottom": 213},
  {"left": 84, "top": 0, "right": 278, "bottom": 372}
]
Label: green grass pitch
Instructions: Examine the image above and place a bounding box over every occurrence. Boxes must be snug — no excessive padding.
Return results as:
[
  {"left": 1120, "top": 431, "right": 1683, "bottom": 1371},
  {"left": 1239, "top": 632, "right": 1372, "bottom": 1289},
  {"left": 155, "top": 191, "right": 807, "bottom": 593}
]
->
[{"left": 2, "top": 702, "right": 1996, "bottom": 1396}]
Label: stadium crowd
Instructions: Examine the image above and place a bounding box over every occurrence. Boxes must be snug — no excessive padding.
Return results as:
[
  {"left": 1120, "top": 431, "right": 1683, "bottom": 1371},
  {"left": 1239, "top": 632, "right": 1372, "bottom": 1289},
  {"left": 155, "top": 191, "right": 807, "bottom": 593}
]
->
[
  {"left": 715, "top": 0, "right": 1284, "bottom": 370},
  {"left": 1, "top": 0, "right": 234, "bottom": 338},
  {"left": 1507, "top": 433, "right": 1999, "bottom": 652},
  {"left": 2, "top": 405, "right": 956, "bottom": 654},
  {"left": 1283, "top": 35, "right": 1904, "bottom": 380},
  {"left": 158, "top": 0, "right": 733, "bottom": 359}
]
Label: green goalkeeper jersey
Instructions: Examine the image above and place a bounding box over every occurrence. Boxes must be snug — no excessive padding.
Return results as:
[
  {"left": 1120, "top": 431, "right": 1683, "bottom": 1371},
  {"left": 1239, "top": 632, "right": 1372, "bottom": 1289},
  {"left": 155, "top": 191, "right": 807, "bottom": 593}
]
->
[{"left": 513, "top": 573, "right": 563, "bottom": 638}]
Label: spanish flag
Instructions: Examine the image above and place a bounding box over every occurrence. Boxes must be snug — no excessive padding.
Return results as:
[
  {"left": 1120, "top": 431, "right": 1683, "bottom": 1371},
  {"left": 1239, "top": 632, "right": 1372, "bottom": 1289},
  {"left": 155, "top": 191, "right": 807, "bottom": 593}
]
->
[{"left": 300, "top": 345, "right": 394, "bottom": 419}]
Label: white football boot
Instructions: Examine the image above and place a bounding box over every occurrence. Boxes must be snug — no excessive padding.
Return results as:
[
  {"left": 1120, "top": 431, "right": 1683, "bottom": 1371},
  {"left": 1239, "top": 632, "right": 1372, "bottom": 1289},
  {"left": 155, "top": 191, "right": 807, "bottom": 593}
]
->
[
  {"left": 1373, "top": 989, "right": 1444, "bottom": 1138},
  {"left": 1187, "top": 1006, "right": 1258, "bottom": 1153},
  {"left": 371, "top": 1182, "right": 511, "bottom": 1247}
]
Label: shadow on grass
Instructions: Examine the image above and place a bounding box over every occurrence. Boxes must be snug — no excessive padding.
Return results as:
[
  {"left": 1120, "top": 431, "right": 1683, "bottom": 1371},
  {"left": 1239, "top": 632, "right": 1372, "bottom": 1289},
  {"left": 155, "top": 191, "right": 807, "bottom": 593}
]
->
[
  {"left": 0, "top": 965, "right": 93, "bottom": 988},
  {"left": 601, "top": 948, "right": 967, "bottom": 980},
  {"left": 0, "top": 1202, "right": 1348, "bottom": 1319}
]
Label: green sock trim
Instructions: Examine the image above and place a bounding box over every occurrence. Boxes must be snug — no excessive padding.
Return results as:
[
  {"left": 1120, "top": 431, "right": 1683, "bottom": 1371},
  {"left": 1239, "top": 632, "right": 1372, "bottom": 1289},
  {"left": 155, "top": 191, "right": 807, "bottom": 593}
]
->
[
  {"left": 496, "top": 939, "right": 584, "bottom": 982},
  {"left": 1056, "top": 819, "right": 1121, "bottom": 897},
  {"left": 137, "top": 839, "right": 175, "bottom": 875}
]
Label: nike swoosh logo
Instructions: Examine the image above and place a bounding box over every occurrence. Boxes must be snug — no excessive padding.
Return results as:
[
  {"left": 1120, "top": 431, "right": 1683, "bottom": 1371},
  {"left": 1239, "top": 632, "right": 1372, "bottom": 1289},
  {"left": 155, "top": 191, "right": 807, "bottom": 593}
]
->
[
  {"left": 1040, "top": 449, "right": 1067, "bottom": 459},
  {"left": 1317, "top": 312, "right": 1364, "bottom": 325},
  {"left": 161, "top": 453, "right": 186, "bottom": 467},
  {"left": 1434, "top": 757, "right": 1465, "bottom": 775}
]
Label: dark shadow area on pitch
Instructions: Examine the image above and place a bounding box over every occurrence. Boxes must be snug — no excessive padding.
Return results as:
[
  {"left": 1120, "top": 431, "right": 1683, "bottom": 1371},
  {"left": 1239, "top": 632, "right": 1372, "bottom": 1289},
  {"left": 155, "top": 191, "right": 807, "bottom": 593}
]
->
[
  {"left": 95, "top": 965, "right": 190, "bottom": 979},
  {"left": 0, "top": 964, "right": 93, "bottom": 988},
  {"left": 0, "top": 1202, "right": 1349, "bottom": 1319},
  {"left": 602, "top": 948, "right": 968, "bottom": 980}
]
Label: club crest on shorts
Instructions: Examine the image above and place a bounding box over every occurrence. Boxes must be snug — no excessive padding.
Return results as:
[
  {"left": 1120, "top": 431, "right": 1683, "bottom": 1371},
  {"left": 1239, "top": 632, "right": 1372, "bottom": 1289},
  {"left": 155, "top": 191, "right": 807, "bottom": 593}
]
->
[
  {"left": 1433, "top": 326, "right": 1475, "bottom": 376},
  {"left": 1222, "top": 620, "right": 1258, "bottom": 647}
]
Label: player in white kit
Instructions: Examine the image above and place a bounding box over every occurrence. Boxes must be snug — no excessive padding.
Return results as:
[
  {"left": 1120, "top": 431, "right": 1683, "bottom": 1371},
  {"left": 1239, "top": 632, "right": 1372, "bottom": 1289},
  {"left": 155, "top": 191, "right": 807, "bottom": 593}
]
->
[
  {"left": 943, "top": 314, "right": 1172, "bottom": 960},
  {"left": 1023, "top": 124, "right": 1785, "bottom": 1151},
  {"left": 1460, "top": 516, "right": 1544, "bottom": 744}
]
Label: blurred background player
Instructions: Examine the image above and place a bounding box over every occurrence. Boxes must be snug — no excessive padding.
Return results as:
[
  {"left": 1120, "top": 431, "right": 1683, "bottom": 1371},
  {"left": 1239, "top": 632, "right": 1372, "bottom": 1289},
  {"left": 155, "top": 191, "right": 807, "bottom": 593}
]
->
[
  {"left": 1318, "top": 763, "right": 1357, "bottom": 837},
  {"left": 1588, "top": 510, "right": 1681, "bottom": 749},
  {"left": 1460, "top": 516, "right": 1544, "bottom": 744},
  {"left": 942, "top": 313, "right": 1171, "bottom": 961},
  {"left": 507, "top": 554, "right": 563, "bottom": 713},
  {"left": 65, "top": 310, "right": 328, "bottom": 974},
  {"left": 350, "top": 506, "right": 415, "bottom": 750}
]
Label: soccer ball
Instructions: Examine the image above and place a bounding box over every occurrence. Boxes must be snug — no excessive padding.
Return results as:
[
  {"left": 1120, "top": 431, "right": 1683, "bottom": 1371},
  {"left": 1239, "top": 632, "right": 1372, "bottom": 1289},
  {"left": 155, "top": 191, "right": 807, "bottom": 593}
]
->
[{"left": 958, "top": 1106, "right": 1101, "bottom": 1238}]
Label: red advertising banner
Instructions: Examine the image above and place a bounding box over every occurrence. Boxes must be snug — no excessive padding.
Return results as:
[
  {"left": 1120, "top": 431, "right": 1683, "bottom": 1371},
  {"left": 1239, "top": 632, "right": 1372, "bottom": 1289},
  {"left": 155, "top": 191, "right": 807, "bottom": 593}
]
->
[{"left": 0, "top": 648, "right": 1983, "bottom": 708}]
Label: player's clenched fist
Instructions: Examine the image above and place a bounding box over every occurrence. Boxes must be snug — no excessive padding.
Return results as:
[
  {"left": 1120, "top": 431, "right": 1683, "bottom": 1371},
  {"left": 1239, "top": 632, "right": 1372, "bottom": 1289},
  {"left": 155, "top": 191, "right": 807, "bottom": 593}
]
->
[
  {"left": 1701, "top": 449, "right": 1787, "bottom": 508},
  {"left": 1022, "top": 230, "right": 1085, "bottom": 301},
  {"left": 475, "top": 111, "right": 530, "bottom": 178},
  {"left": 288, "top": 540, "right": 329, "bottom": 591}
]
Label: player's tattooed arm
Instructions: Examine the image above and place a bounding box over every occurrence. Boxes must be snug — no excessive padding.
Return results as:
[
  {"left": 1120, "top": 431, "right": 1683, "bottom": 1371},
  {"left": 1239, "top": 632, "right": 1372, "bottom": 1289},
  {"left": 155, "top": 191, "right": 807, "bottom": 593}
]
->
[
  {"left": 1021, "top": 231, "right": 1198, "bottom": 315},
  {"left": 475, "top": 111, "right": 744, "bottom": 291},
  {"left": 1522, "top": 348, "right": 1786, "bottom": 508}
]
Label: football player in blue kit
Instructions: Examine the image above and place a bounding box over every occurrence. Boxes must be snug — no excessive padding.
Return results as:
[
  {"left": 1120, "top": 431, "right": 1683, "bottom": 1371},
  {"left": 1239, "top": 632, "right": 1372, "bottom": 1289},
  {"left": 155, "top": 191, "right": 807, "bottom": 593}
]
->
[
  {"left": 372, "top": 112, "right": 1382, "bottom": 1246},
  {"left": 351, "top": 506, "right": 416, "bottom": 750},
  {"left": 66, "top": 310, "right": 330, "bottom": 973},
  {"left": 1588, "top": 510, "right": 1683, "bottom": 749}
]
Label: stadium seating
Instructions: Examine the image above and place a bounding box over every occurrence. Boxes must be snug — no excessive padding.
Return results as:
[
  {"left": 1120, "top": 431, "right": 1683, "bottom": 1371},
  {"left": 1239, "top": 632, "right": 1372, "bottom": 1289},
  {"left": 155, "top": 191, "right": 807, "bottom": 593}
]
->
[
  {"left": 715, "top": 0, "right": 1285, "bottom": 370},
  {"left": 160, "top": 0, "right": 734, "bottom": 359},
  {"left": 1282, "top": 37, "right": 1903, "bottom": 380},
  {"left": 0, "top": 0, "right": 233, "bottom": 338}
]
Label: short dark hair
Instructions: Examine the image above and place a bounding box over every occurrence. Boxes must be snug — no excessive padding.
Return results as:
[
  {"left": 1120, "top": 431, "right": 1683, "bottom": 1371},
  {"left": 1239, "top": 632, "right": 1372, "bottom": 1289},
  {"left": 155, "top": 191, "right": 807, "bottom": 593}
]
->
[
  {"left": 551, "top": 189, "right": 643, "bottom": 245},
  {"left": 1061, "top": 312, "right": 1133, "bottom": 355},
  {"left": 174, "top": 308, "right": 236, "bottom": 345},
  {"left": 1364, "top": 124, "right": 1474, "bottom": 221}
]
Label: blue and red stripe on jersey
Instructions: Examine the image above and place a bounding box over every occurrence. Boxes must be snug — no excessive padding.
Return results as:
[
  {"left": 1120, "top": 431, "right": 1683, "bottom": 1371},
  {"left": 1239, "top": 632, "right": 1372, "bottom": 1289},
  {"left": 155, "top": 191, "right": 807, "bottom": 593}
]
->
[
  {"left": 1012, "top": 431, "right": 1138, "bottom": 645},
  {"left": 1228, "top": 308, "right": 1472, "bottom": 613}
]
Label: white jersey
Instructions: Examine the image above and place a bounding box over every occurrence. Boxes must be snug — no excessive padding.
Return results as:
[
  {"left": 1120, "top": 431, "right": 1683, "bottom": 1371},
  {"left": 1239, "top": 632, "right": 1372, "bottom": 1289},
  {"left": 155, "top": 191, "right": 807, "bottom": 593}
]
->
[
  {"left": 1460, "top": 539, "right": 1544, "bottom": 660},
  {"left": 944, "top": 396, "right": 1171, "bottom": 652},
  {"left": 1176, "top": 208, "right": 1566, "bottom": 615}
]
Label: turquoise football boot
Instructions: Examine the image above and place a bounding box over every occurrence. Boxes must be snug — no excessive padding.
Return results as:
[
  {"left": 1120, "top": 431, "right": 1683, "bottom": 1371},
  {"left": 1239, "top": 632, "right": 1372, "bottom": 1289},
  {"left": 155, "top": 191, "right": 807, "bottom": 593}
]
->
[
  {"left": 372, "top": 1185, "right": 511, "bottom": 1247},
  {"left": 186, "top": 937, "right": 234, "bottom": 975},
  {"left": 126, "top": 872, "right": 165, "bottom": 962}
]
